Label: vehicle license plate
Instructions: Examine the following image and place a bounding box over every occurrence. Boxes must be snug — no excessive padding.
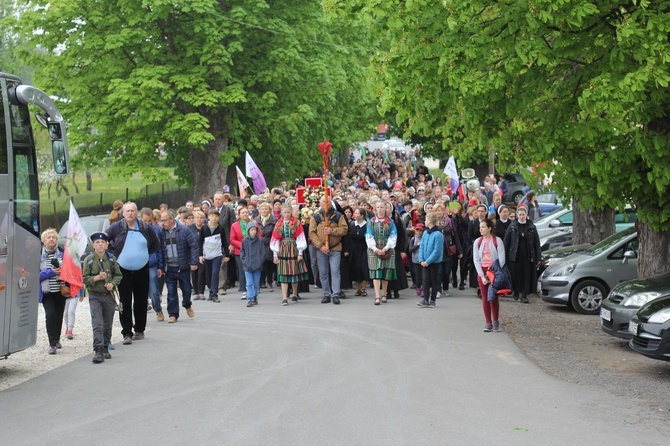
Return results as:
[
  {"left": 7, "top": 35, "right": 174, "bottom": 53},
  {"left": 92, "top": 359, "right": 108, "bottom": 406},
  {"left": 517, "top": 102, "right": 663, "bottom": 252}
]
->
[
  {"left": 600, "top": 308, "right": 612, "bottom": 322},
  {"left": 628, "top": 322, "right": 638, "bottom": 336}
]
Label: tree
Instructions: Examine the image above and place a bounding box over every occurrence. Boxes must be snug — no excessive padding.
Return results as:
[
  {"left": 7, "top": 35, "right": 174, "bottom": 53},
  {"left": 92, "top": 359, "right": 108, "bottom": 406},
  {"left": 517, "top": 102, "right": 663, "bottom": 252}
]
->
[
  {"left": 13, "top": 0, "right": 375, "bottom": 200},
  {"left": 333, "top": 0, "right": 670, "bottom": 276}
]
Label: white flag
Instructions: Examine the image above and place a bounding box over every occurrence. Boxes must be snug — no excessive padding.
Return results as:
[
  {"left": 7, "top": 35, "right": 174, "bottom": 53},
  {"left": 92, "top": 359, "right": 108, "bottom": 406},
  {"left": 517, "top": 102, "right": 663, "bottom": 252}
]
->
[
  {"left": 444, "top": 156, "right": 460, "bottom": 192},
  {"left": 236, "top": 165, "right": 250, "bottom": 199},
  {"left": 60, "top": 201, "right": 88, "bottom": 297}
]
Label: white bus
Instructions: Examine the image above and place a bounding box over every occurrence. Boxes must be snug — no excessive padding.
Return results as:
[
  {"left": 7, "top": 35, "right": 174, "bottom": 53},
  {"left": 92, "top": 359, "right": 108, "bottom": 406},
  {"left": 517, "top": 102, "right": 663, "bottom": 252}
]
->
[{"left": 0, "top": 71, "right": 70, "bottom": 358}]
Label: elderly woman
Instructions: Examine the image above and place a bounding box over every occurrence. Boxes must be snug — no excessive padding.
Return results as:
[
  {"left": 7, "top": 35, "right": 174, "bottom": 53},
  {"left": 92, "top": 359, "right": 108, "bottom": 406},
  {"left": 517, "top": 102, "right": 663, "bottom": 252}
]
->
[
  {"left": 255, "top": 202, "right": 278, "bottom": 290},
  {"left": 39, "top": 228, "right": 67, "bottom": 355}
]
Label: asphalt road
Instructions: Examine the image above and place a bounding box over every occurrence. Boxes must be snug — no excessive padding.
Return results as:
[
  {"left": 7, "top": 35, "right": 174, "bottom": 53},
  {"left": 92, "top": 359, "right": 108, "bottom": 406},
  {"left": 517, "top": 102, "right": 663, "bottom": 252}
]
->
[{"left": 1, "top": 286, "right": 666, "bottom": 445}]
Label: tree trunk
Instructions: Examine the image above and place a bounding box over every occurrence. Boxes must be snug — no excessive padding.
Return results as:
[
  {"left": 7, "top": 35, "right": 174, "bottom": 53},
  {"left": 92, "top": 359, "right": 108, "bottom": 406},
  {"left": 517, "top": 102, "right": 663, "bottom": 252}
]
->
[
  {"left": 47, "top": 183, "right": 51, "bottom": 199},
  {"left": 190, "top": 112, "right": 229, "bottom": 201},
  {"left": 571, "top": 198, "right": 615, "bottom": 245},
  {"left": 58, "top": 178, "right": 70, "bottom": 196},
  {"left": 86, "top": 170, "right": 92, "bottom": 191},
  {"left": 55, "top": 179, "right": 62, "bottom": 197},
  {"left": 637, "top": 221, "right": 670, "bottom": 276},
  {"left": 71, "top": 170, "right": 80, "bottom": 194}
]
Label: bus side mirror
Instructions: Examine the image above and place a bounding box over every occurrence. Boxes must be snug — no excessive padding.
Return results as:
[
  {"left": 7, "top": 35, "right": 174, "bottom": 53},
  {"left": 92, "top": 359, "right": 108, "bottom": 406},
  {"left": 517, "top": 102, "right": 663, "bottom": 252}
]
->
[{"left": 49, "top": 121, "right": 69, "bottom": 176}]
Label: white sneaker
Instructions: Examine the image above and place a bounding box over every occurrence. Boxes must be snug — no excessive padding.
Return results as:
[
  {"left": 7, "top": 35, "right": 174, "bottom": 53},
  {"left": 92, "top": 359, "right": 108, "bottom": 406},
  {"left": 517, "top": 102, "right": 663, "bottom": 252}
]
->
[
  {"left": 240, "top": 292, "right": 247, "bottom": 300},
  {"left": 442, "top": 292, "right": 450, "bottom": 297},
  {"left": 436, "top": 291, "right": 441, "bottom": 299}
]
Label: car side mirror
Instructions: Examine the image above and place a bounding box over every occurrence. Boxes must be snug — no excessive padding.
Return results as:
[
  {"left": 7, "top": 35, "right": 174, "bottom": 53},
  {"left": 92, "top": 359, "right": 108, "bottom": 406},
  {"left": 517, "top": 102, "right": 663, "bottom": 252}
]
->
[
  {"left": 548, "top": 219, "right": 561, "bottom": 228},
  {"left": 622, "top": 250, "right": 636, "bottom": 264}
]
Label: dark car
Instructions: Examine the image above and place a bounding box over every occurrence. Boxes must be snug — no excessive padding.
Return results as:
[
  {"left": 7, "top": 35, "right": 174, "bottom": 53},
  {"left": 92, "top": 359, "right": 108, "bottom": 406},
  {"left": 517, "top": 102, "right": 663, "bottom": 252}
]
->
[
  {"left": 629, "top": 294, "right": 670, "bottom": 362},
  {"left": 501, "top": 173, "right": 527, "bottom": 205},
  {"left": 540, "top": 228, "right": 574, "bottom": 252},
  {"left": 601, "top": 272, "right": 670, "bottom": 340},
  {"left": 57, "top": 213, "right": 112, "bottom": 255}
]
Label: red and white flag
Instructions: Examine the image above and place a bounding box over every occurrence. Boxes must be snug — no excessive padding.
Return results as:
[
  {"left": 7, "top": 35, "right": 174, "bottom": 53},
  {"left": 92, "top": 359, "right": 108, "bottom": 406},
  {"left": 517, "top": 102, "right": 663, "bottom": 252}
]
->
[
  {"left": 60, "top": 201, "right": 88, "bottom": 297},
  {"left": 236, "top": 165, "right": 250, "bottom": 199}
]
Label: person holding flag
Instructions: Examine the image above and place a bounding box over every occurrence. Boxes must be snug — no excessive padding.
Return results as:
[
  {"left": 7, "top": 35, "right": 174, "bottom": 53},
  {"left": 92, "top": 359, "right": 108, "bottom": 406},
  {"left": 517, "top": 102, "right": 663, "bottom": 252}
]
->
[{"left": 60, "top": 201, "right": 89, "bottom": 341}]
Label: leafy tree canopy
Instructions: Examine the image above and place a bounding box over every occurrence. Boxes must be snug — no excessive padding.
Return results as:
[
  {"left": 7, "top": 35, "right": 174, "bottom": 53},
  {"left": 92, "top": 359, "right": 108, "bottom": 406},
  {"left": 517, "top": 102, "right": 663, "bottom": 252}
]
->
[
  {"left": 12, "top": 0, "right": 376, "bottom": 197},
  {"left": 331, "top": 0, "right": 670, "bottom": 230}
]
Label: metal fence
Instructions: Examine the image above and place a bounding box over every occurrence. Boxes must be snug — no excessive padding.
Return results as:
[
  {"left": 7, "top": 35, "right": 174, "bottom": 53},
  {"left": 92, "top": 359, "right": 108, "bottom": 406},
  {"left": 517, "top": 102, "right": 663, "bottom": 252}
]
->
[{"left": 41, "top": 181, "right": 194, "bottom": 229}]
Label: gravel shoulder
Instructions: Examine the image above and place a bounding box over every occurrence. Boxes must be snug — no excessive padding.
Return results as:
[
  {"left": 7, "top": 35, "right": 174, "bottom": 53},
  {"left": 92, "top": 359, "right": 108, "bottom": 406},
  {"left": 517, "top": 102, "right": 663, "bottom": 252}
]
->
[{"left": 501, "top": 293, "right": 670, "bottom": 413}]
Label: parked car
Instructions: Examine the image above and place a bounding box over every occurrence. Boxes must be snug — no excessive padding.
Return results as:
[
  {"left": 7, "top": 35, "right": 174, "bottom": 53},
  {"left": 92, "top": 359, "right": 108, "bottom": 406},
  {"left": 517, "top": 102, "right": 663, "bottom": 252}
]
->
[
  {"left": 58, "top": 213, "right": 112, "bottom": 255},
  {"left": 629, "top": 294, "right": 670, "bottom": 362},
  {"left": 539, "top": 227, "right": 574, "bottom": 252},
  {"left": 381, "top": 139, "right": 412, "bottom": 156},
  {"left": 501, "top": 173, "right": 527, "bottom": 205},
  {"left": 535, "top": 207, "right": 573, "bottom": 238},
  {"left": 536, "top": 242, "right": 593, "bottom": 275},
  {"left": 535, "top": 207, "right": 636, "bottom": 240},
  {"left": 538, "top": 226, "right": 639, "bottom": 314},
  {"left": 600, "top": 272, "right": 670, "bottom": 340},
  {"left": 536, "top": 192, "right": 564, "bottom": 215}
]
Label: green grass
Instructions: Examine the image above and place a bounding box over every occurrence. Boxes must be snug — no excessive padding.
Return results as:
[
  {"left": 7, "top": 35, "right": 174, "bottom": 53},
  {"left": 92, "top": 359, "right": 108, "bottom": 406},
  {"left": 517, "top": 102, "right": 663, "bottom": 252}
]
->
[{"left": 40, "top": 168, "right": 181, "bottom": 217}]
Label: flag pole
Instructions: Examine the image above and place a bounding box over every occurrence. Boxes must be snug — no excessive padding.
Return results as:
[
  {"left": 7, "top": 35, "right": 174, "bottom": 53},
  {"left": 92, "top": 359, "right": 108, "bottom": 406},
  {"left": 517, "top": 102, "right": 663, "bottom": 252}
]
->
[{"left": 318, "top": 141, "right": 332, "bottom": 249}]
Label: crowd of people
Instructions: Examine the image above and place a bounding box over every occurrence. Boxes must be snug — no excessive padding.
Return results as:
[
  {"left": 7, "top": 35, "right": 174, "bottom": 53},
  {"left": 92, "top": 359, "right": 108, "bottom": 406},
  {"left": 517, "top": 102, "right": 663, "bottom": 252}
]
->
[{"left": 39, "top": 148, "right": 544, "bottom": 363}]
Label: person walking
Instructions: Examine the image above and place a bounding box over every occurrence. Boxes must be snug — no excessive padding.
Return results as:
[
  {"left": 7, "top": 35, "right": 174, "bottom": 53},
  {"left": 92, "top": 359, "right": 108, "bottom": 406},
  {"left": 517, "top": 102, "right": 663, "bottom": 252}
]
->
[
  {"left": 254, "top": 202, "right": 277, "bottom": 291},
  {"left": 229, "top": 206, "right": 252, "bottom": 299},
  {"left": 417, "top": 213, "right": 444, "bottom": 308},
  {"left": 140, "top": 207, "right": 165, "bottom": 321},
  {"left": 309, "top": 197, "right": 349, "bottom": 305},
  {"left": 160, "top": 210, "right": 199, "bottom": 323},
  {"left": 106, "top": 202, "right": 160, "bottom": 344},
  {"left": 271, "top": 204, "right": 309, "bottom": 306},
  {"left": 83, "top": 232, "right": 122, "bottom": 363},
  {"left": 240, "top": 221, "right": 265, "bottom": 307},
  {"left": 39, "top": 228, "right": 67, "bottom": 355},
  {"left": 503, "top": 206, "right": 542, "bottom": 304},
  {"left": 190, "top": 210, "right": 208, "bottom": 301},
  {"left": 366, "top": 201, "right": 398, "bottom": 305},
  {"left": 409, "top": 223, "right": 425, "bottom": 298},
  {"left": 474, "top": 218, "right": 506, "bottom": 331},
  {"left": 199, "top": 209, "right": 229, "bottom": 303},
  {"left": 348, "top": 208, "right": 370, "bottom": 296}
]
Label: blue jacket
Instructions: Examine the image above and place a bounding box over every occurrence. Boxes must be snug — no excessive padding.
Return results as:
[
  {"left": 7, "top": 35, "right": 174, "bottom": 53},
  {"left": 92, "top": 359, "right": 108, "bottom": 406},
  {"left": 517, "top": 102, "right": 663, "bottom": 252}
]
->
[
  {"left": 488, "top": 259, "right": 512, "bottom": 302},
  {"left": 418, "top": 227, "right": 444, "bottom": 265},
  {"left": 160, "top": 224, "right": 199, "bottom": 271}
]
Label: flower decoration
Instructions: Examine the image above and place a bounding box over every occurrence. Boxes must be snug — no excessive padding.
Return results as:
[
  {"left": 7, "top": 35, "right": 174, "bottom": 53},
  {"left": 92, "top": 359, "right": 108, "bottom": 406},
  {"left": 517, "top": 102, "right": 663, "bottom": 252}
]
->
[{"left": 302, "top": 185, "right": 325, "bottom": 210}]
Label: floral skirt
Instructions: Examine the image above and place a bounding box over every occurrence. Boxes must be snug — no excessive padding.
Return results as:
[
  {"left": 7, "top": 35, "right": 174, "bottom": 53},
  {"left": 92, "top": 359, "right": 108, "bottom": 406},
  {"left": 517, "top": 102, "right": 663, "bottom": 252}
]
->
[
  {"left": 277, "top": 239, "right": 309, "bottom": 283},
  {"left": 367, "top": 249, "right": 397, "bottom": 281}
]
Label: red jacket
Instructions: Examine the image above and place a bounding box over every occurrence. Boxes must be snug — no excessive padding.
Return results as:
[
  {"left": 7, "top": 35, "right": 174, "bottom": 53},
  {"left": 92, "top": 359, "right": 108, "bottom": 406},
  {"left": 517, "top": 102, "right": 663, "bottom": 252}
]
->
[{"left": 230, "top": 220, "right": 258, "bottom": 256}]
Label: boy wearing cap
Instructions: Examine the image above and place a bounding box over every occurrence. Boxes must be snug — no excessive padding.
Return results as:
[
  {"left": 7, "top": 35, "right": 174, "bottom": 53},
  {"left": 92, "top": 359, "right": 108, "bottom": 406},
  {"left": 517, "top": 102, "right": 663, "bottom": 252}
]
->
[{"left": 83, "top": 232, "right": 122, "bottom": 364}]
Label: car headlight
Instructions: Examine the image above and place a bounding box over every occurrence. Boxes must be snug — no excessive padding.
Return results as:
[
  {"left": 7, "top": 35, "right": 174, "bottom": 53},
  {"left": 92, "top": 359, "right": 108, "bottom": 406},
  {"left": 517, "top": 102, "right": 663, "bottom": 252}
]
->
[
  {"left": 549, "top": 263, "right": 576, "bottom": 277},
  {"left": 622, "top": 292, "right": 661, "bottom": 307},
  {"left": 648, "top": 308, "right": 670, "bottom": 324}
]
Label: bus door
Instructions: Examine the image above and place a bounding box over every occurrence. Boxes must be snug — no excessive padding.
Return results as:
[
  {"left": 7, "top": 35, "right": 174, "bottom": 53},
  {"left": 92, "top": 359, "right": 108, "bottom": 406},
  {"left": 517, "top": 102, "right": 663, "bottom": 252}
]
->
[{"left": 0, "top": 80, "right": 7, "bottom": 354}]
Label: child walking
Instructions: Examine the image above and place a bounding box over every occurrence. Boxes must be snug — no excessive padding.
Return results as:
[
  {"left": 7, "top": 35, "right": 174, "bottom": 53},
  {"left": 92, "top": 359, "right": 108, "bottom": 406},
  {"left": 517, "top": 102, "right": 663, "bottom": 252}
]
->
[
  {"left": 409, "top": 223, "right": 425, "bottom": 298},
  {"left": 240, "top": 221, "right": 265, "bottom": 307},
  {"left": 417, "top": 213, "right": 444, "bottom": 308},
  {"left": 83, "top": 232, "right": 122, "bottom": 364}
]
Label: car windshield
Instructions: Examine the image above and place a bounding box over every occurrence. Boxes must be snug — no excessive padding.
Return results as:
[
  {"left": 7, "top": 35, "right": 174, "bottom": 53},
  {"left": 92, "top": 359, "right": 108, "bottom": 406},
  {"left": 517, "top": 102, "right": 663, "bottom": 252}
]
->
[
  {"left": 588, "top": 227, "right": 636, "bottom": 256},
  {"left": 537, "top": 193, "right": 559, "bottom": 203},
  {"left": 534, "top": 207, "right": 566, "bottom": 225}
]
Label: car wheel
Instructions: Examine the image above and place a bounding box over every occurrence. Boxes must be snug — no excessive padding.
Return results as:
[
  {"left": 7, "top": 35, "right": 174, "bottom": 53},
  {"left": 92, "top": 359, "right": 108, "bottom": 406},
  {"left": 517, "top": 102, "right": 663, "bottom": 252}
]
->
[
  {"left": 512, "top": 191, "right": 523, "bottom": 204},
  {"left": 570, "top": 280, "right": 607, "bottom": 315}
]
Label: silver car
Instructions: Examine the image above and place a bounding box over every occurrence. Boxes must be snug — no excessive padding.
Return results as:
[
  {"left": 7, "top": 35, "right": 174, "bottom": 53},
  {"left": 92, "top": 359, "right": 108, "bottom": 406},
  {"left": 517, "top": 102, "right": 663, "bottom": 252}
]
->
[{"left": 538, "top": 227, "right": 638, "bottom": 314}]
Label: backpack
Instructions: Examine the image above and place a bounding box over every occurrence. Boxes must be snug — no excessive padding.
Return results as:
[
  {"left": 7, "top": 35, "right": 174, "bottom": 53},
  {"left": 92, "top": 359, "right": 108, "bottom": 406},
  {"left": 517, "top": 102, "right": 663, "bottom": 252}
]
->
[{"left": 477, "top": 236, "right": 498, "bottom": 249}]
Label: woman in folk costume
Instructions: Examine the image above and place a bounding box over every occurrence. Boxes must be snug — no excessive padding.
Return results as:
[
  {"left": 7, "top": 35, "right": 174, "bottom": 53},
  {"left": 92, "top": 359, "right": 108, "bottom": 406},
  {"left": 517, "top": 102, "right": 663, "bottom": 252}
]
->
[
  {"left": 270, "top": 204, "right": 309, "bottom": 306},
  {"left": 366, "top": 201, "right": 398, "bottom": 305}
]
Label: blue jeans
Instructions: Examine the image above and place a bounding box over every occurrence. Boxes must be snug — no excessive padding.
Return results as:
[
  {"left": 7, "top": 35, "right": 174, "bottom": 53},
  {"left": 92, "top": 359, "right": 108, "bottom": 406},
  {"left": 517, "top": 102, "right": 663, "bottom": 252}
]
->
[
  {"left": 316, "top": 250, "right": 341, "bottom": 297},
  {"left": 205, "top": 256, "right": 223, "bottom": 299},
  {"left": 165, "top": 266, "right": 192, "bottom": 319},
  {"left": 244, "top": 270, "right": 261, "bottom": 301},
  {"left": 148, "top": 266, "right": 162, "bottom": 313}
]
